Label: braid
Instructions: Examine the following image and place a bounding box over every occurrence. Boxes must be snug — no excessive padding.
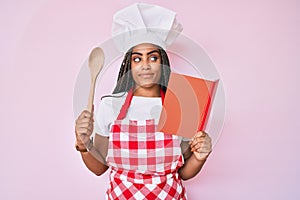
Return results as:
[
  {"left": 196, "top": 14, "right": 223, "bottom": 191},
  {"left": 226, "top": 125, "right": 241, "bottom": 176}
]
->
[
  {"left": 112, "top": 45, "right": 171, "bottom": 94},
  {"left": 159, "top": 48, "right": 171, "bottom": 93},
  {"left": 113, "top": 48, "right": 134, "bottom": 94}
]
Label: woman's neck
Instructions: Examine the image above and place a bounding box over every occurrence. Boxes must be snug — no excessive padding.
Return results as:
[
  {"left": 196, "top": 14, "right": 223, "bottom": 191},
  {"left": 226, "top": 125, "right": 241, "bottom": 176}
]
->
[{"left": 133, "top": 85, "right": 160, "bottom": 97}]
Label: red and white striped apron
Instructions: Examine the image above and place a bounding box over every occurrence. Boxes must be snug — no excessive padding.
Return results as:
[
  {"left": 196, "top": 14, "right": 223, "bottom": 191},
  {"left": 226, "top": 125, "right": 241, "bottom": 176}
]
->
[{"left": 105, "top": 88, "right": 187, "bottom": 200}]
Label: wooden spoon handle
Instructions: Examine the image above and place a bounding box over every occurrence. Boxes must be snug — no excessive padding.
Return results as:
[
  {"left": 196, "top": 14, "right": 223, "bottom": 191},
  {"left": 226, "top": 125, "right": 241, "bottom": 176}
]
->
[
  {"left": 87, "top": 78, "right": 96, "bottom": 113},
  {"left": 87, "top": 47, "right": 104, "bottom": 113}
]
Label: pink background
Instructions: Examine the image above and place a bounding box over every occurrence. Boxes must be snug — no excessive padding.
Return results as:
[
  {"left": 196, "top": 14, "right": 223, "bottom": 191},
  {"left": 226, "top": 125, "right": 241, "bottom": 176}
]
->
[{"left": 1, "top": 0, "right": 299, "bottom": 199}]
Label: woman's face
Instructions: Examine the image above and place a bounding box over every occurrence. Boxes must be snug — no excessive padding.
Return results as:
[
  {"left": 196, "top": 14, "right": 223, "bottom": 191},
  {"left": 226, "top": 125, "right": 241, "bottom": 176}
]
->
[{"left": 130, "top": 43, "right": 162, "bottom": 89}]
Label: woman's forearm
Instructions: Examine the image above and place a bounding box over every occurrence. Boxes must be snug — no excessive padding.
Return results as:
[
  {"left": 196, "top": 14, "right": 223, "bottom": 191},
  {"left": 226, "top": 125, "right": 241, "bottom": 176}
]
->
[
  {"left": 179, "top": 131, "right": 211, "bottom": 180},
  {"left": 80, "top": 148, "right": 108, "bottom": 176},
  {"left": 178, "top": 154, "right": 207, "bottom": 180}
]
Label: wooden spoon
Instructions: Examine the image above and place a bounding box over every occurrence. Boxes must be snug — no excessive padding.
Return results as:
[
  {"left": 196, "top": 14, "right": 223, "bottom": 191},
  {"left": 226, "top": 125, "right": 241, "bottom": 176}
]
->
[{"left": 87, "top": 47, "right": 105, "bottom": 112}]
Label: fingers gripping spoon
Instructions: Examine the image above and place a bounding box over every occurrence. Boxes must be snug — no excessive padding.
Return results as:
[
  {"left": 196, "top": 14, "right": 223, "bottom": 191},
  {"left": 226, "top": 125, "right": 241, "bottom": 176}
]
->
[{"left": 87, "top": 47, "right": 105, "bottom": 112}]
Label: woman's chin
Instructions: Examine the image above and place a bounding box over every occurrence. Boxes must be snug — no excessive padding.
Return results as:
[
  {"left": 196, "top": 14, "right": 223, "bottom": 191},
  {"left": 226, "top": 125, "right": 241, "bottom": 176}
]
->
[{"left": 136, "top": 83, "right": 159, "bottom": 89}]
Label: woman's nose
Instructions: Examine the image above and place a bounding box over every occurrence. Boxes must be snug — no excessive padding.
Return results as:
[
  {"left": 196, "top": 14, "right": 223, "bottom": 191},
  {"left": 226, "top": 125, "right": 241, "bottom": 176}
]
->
[{"left": 141, "top": 59, "right": 150, "bottom": 70}]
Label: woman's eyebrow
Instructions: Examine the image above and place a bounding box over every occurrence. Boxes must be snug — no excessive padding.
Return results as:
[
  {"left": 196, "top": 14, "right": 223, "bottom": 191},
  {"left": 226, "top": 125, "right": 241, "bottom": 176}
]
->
[
  {"left": 147, "top": 50, "right": 159, "bottom": 55},
  {"left": 131, "top": 50, "right": 159, "bottom": 56},
  {"left": 132, "top": 52, "right": 142, "bottom": 56}
]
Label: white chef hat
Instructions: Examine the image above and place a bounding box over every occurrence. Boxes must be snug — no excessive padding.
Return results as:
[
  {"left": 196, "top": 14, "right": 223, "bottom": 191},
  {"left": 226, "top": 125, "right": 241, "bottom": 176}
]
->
[{"left": 112, "top": 3, "right": 183, "bottom": 53}]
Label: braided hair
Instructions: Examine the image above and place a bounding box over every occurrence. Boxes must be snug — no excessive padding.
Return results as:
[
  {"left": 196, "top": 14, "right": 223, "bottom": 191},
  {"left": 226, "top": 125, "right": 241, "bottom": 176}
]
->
[{"left": 112, "top": 45, "right": 171, "bottom": 94}]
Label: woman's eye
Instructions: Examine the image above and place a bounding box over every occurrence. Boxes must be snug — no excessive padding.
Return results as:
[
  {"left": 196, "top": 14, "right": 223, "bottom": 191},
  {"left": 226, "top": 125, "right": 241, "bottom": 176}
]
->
[
  {"left": 149, "top": 56, "right": 158, "bottom": 62},
  {"left": 133, "top": 57, "right": 141, "bottom": 62}
]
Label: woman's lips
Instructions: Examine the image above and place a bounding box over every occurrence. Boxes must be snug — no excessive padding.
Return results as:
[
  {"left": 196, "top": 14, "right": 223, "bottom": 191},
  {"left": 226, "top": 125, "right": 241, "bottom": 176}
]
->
[{"left": 139, "top": 73, "right": 154, "bottom": 78}]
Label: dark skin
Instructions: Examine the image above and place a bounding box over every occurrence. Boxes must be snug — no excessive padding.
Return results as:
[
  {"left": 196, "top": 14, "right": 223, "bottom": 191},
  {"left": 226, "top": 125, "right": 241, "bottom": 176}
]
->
[{"left": 75, "top": 43, "right": 212, "bottom": 178}]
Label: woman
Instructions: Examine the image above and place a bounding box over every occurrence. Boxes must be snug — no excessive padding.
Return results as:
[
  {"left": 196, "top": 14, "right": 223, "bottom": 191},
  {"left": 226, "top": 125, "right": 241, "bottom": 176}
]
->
[{"left": 75, "top": 42, "right": 212, "bottom": 199}]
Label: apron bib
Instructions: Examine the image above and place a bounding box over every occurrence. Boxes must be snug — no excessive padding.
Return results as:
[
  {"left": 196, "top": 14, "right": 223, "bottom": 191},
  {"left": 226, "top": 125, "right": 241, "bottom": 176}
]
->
[{"left": 105, "top": 88, "right": 187, "bottom": 200}]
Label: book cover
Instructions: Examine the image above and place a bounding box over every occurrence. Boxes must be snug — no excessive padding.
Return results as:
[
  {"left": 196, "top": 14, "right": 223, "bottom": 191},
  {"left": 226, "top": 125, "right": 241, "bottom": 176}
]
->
[{"left": 157, "top": 72, "right": 219, "bottom": 139}]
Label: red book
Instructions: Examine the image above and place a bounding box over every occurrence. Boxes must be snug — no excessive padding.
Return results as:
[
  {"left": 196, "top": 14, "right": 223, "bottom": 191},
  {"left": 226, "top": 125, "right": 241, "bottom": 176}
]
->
[{"left": 157, "top": 72, "right": 219, "bottom": 138}]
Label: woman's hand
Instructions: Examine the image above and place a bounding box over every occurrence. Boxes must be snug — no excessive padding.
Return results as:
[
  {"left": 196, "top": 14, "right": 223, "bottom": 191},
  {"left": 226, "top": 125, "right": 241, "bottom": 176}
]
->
[
  {"left": 75, "top": 109, "right": 94, "bottom": 150},
  {"left": 74, "top": 108, "right": 109, "bottom": 176},
  {"left": 189, "top": 131, "right": 212, "bottom": 161}
]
